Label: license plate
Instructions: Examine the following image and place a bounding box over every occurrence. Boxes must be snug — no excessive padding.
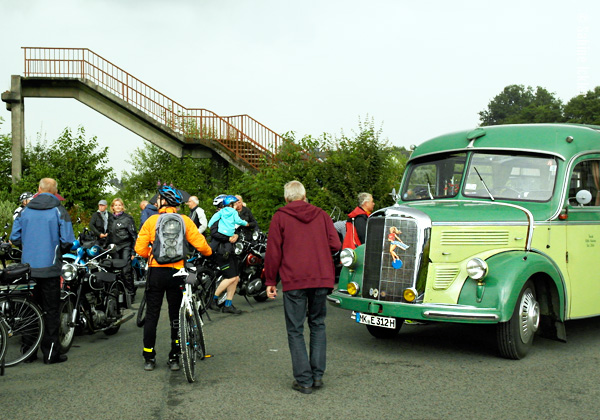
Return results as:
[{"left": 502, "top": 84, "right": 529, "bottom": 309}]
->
[{"left": 352, "top": 311, "right": 396, "bottom": 329}]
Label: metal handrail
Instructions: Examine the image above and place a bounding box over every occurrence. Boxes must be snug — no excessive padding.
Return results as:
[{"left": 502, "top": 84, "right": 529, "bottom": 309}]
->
[{"left": 22, "top": 47, "right": 280, "bottom": 170}]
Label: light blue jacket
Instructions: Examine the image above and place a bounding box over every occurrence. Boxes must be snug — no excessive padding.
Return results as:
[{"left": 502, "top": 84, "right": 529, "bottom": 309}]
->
[{"left": 208, "top": 207, "right": 248, "bottom": 236}]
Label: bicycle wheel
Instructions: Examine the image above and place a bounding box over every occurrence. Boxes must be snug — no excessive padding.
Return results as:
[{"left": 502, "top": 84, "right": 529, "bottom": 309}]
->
[
  {"left": 0, "top": 318, "right": 7, "bottom": 373},
  {"left": 180, "top": 304, "right": 198, "bottom": 383},
  {"left": 136, "top": 291, "right": 147, "bottom": 328},
  {"left": 192, "top": 302, "right": 206, "bottom": 360},
  {"left": 0, "top": 296, "right": 44, "bottom": 367}
]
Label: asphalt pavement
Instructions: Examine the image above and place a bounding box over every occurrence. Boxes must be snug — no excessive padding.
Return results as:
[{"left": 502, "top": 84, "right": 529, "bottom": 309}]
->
[{"left": 1, "top": 290, "right": 600, "bottom": 420}]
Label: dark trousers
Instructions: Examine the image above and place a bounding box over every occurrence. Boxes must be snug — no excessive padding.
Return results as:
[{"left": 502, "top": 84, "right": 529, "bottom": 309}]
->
[
  {"left": 283, "top": 287, "right": 328, "bottom": 387},
  {"left": 143, "top": 267, "right": 182, "bottom": 360},
  {"left": 114, "top": 247, "right": 134, "bottom": 294},
  {"left": 32, "top": 276, "right": 61, "bottom": 362}
]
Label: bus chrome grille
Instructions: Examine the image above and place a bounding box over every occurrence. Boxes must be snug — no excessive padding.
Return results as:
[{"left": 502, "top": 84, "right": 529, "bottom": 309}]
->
[{"left": 362, "top": 216, "right": 423, "bottom": 302}]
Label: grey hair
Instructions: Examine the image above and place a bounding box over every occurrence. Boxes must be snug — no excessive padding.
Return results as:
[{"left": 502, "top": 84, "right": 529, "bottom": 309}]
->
[
  {"left": 358, "top": 192, "right": 372, "bottom": 206},
  {"left": 189, "top": 196, "right": 199, "bottom": 205},
  {"left": 284, "top": 180, "right": 306, "bottom": 202}
]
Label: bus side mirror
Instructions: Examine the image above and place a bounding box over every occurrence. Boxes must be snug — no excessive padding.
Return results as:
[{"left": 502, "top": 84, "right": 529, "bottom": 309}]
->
[{"left": 576, "top": 190, "right": 592, "bottom": 206}]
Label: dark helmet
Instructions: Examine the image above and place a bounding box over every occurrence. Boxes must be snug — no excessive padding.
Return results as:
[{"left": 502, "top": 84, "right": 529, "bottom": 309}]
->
[
  {"left": 213, "top": 194, "right": 227, "bottom": 208},
  {"left": 19, "top": 192, "right": 33, "bottom": 202},
  {"left": 158, "top": 185, "right": 183, "bottom": 206},
  {"left": 223, "top": 195, "right": 238, "bottom": 206}
]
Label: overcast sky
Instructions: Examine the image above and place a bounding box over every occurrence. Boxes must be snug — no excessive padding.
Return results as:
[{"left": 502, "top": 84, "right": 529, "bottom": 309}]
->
[{"left": 2, "top": 0, "right": 599, "bottom": 176}]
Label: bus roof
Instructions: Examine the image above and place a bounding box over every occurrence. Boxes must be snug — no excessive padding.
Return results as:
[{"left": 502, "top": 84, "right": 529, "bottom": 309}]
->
[{"left": 409, "top": 124, "right": 600, "bottom": 162}]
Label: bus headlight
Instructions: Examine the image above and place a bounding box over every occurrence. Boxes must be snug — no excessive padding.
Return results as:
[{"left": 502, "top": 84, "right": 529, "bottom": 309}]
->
[
  {"left": 340, "top": 248, "right": 356, "bottom": 268},
  {"left": 466, "top": 258, "right": 488, "bottom": 281}
]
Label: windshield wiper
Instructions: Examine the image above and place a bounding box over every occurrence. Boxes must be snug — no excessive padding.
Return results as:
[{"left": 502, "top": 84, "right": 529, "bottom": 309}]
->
[
  {"left": 473, "top": 167, "right": 494, "bottom": 201},
  {"left": 425, "top": 175, "right": 434, "bottom": 200}
]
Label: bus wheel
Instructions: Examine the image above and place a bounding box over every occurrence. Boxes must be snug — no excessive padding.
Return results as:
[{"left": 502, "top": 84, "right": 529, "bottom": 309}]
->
[
  {"left": 497, "top": 281, "right": 540, "bottom": 359},
  {"left": 366, "top": 321, "right": 403, "bottom": 339}
]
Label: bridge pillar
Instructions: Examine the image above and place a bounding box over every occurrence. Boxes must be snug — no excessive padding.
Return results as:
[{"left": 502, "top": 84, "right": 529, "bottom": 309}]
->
[{"left": 1, "top": 75, "right": 24, "bottom": 184}]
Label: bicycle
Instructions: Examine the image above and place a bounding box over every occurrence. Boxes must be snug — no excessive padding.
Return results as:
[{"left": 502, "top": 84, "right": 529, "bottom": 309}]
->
[
  {"left": 173, "top": 264, "right": 206, "bottom": 383},
  {"left": 0, "top": 263, "right": 44, "bottom": 367}
]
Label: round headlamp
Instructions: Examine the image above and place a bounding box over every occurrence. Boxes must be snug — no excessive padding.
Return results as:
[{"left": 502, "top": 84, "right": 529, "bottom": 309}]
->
[
  {"left": 347, "top": 281, "right": 360, "bottom": 296},
  {"left": 340, "top": 248, "right": 356, "bottom": 268},
  {"left": 466, "top": 258, "right": 488, "bottom": 281},
  {"left": 61, "top": 263, "right": 77, "bottom": 282},
  {"left": 234, "top": 242, "right": 244, "bottom": 255}
]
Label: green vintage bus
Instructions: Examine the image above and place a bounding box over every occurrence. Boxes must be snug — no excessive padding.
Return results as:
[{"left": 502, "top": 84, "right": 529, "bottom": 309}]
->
[{"left": 329, "top": 123, "right": 600, "bottom": 359}]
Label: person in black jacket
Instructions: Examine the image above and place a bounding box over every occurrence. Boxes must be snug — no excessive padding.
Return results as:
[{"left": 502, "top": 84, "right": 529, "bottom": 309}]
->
[
  {"left": 107, "top": 198, "right": 138, "bottom": 299},
  {"left": 89, "top": 199, "right": 109, "bottom": 246},
  {"left": 234, "top": 195, "right": 259, "bottom": 233}
]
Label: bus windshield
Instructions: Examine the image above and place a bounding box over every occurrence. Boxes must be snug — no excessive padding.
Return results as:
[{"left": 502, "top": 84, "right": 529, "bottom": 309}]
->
[{"left": 463, "top": 152, "right": 558, "bottom": 201}]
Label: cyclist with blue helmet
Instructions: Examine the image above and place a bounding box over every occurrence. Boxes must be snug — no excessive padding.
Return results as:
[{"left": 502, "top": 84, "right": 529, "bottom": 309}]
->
[{"left": 135, "top": 185, "right": 212, "bottom": 371}]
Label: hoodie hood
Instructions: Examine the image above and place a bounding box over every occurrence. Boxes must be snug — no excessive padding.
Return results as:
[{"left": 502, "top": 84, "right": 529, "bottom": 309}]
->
[
  {"left": 27, "top": 193, "right": 61, "bottom": 211},
  {"left": 277, "top": 200, "right": 323, "bottom": 224}
]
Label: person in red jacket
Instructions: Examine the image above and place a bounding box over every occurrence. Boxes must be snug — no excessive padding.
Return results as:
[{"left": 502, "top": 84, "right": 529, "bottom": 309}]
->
[
  {"left": 265, "top": 180, "right": 341, "bottom": 394},
  {"left": 342, "top": 192, "right": 375, "bottom": 249}
]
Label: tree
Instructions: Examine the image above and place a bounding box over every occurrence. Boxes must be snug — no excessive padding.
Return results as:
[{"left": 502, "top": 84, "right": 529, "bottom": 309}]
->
[
  {"left": 119, "top": 143, "right": 234, "bottom": 221},
  {"left": 479, "top": 85, "right": 564, "bottom": 126},
  {"left": 229, "top": 118, "right": 408, "bottom": 230},
  {"left": 0, "top": 118, "right": 12, "bottom": 201},
  {"left": 15, "top": 126, "right": 114, "bottom": 211},
  {"left": 564, "top": 87, "right": 600, "bottom": 125}
]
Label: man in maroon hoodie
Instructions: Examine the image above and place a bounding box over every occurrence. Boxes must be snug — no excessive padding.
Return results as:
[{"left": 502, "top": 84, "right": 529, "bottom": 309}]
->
[{"left": 265, "top": 180, "right": 341, "bottom": 394}]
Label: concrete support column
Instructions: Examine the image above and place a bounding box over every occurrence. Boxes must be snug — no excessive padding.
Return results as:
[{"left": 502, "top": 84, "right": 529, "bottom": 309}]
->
[{"left": 1, "top": 75, "right": 24, "bottom": 184}]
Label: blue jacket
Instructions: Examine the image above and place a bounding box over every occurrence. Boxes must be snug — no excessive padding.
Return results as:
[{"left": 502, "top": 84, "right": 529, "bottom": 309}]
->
[
  {"left": 140, "top": 204, "right": 158, "bottom": 227},
  {"left": 10, "top": 193, "right": 75, "bottom": 278}
]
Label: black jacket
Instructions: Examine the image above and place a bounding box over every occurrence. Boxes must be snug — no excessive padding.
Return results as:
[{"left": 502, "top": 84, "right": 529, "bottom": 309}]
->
[
  {"left": 107, "top": 212, "right": 137, "bottom": 252},
  {"left": 89, "top": 210, "right": 108, "bottom": 238}
]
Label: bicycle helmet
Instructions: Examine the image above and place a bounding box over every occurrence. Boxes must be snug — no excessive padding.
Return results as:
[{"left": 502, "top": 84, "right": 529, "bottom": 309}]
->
[
  {"left": 19, "top": 192, "right": 33, "bottom": 202},
  {"left": 157, "top": 185, "right": 183, "bottom": 206},
  {"left": 223, "top": 195, "right": 238, "bottom": 206},
  {"left": 213, "top": 194, "right": 227, "bottom": 208}
]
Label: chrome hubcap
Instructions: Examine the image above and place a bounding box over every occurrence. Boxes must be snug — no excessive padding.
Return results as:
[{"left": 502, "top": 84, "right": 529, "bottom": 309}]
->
[{"left": 519, "top": 288, "right": 539, "bottom": 343}]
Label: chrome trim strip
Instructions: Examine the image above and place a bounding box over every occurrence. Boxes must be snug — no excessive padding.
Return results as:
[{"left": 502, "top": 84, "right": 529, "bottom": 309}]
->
[
  {"left": 432, "top": 221, "right": 529, "bottom": 226},
  {"left": 423, "top": 310, "right": 499, "bottom": 321},
  {"left": 326, "top": 295, "right": 340, "bottom": 305}
]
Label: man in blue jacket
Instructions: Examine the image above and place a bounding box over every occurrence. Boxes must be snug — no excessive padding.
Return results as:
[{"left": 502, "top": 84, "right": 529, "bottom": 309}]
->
[{"left": 11, "top": 178, "right": 75, "bottom": 364}]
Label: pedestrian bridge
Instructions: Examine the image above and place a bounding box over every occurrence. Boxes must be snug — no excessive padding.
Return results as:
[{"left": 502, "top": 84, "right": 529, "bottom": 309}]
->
[{"left": 1, "top": 47, "right": 282, "bottom": 180}]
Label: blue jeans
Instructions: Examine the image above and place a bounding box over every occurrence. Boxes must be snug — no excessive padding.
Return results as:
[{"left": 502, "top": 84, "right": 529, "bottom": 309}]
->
[{"left": 283, "top": 288, "right": 328, "bottom": 387}]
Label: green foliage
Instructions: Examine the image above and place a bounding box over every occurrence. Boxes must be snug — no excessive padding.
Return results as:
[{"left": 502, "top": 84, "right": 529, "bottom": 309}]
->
[
  {"left": 564, "top": 87, "right": 600, "bottom": 126},
  {"left": 9, "top": 126, "right": 115, "bottom": 211},
  {"left": 229, "top": 118, "right": 408, "bottom": 230},
  {"left": 119, "top": 144, "right": 235, "bottom": 225},
  {"left": 479, "top": 85, "right": 564, "bottom": 126},
  {"left": 0, "top": 118, "right": 12, "bottom": 202},
  {"left": 0, "top": 199, "right": 15, "bottom": 233}
]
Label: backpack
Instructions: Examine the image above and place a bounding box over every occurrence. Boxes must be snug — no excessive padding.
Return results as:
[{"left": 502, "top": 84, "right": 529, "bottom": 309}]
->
[{"left": 152, "top": 213, "right": 186, "bottom": 264}]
